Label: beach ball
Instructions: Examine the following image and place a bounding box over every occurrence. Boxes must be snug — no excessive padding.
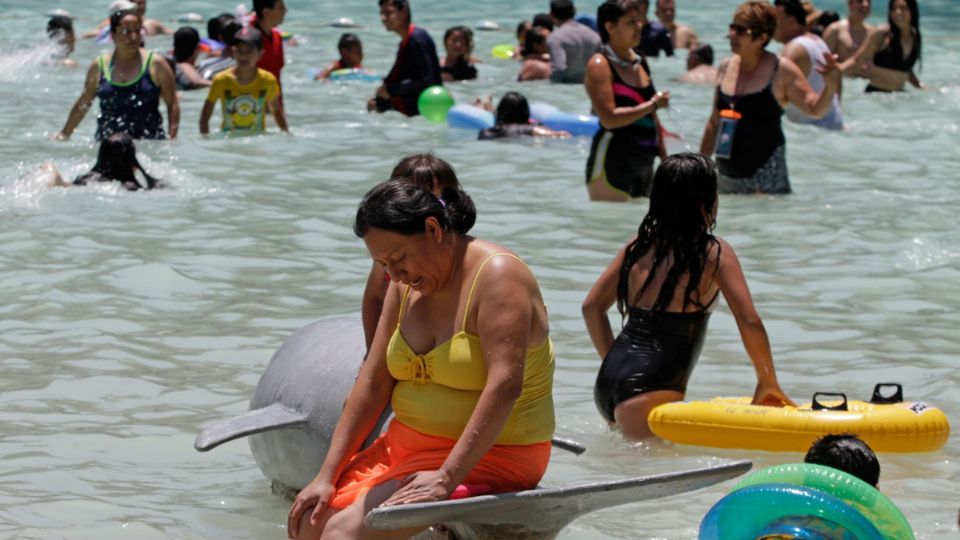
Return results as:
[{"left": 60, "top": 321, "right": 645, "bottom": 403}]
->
[
  {"left": 491, "top": 43, "right": 515, "bottom": 60},
  {"left": 418, "top": 86, "right": 454, "bottom": 123}
]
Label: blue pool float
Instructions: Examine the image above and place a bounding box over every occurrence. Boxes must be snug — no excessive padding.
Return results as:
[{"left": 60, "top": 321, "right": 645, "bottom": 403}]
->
[
  {"left": 446, "top": 104, "right": 494, "bottom": 130},
  {"left": 699, "top": 483, "right": 884, "bottom": 540},
  {"left": 529, "top": 102, "right": 599, "bottom": 137},
  {"left": 305, "top": 67, "right": 381, "bottom": 82}
]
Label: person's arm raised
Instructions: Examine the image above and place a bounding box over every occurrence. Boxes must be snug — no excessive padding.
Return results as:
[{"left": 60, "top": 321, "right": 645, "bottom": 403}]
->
[
  {"left": 55, "top": 59, "right": 99, "bottom": 140},
  {"left": 777, "top": 52, "right": 839, "bottom": 119},
  {"left": 714, "top": 238, "right": 794, "bottom": 407},
  {"left": 585, "top": 55, "right": 668, "bottom": 130},
  {"left": 381, "top": 255, "right": 537, "bottom": 505},
  {"left": 582, "top": 244, "right": 628, "bottom": 359},
  {"left": 287, "top": 281, "right": 401, "bottom": 536}
]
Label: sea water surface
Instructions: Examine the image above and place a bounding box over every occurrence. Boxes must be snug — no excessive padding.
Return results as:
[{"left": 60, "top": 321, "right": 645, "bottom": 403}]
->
[{"left": 0, "top": 0, "right": 957, "bottom": 538}]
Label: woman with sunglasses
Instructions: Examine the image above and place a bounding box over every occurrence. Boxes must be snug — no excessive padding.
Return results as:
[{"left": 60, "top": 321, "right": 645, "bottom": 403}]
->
[
  {"left": 699, "top": 1, "right": 839, "bottom": 194},
  {"left": 56, "top": 8, "right": 179, "bottom": 141}
]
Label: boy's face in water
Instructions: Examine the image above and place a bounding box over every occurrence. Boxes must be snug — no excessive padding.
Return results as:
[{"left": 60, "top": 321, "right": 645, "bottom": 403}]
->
[
  {"left": 340, "top": 44, "right": 363, "bottom": 67},
  {"left": 233, "top": 42, "right": 263, "bottom": 69}
]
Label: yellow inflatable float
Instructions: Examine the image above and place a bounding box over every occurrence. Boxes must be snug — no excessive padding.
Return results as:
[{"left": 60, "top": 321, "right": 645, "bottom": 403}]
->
[{"left": 648, "top": 384, "right": 949, "bottom": 453}]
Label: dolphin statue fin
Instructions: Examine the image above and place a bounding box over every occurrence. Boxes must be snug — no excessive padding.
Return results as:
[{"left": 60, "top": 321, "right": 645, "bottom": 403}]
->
[
  {"left": 195, "top": 403, "right": 308, "bottom": 452},
  {"left": 365, "top": 460, "right": 752, "bottom": 532}
]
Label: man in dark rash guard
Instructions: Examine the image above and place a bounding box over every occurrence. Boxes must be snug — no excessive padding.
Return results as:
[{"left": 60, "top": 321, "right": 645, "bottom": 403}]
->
[{"left": 367, "top": 0, "right": 442, "bottom": 117}]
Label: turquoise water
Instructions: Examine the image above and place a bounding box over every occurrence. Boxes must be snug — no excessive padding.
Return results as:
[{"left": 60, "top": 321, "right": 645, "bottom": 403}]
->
[{"left": 1, "top": 0, "right": 958, "bottom": 538}]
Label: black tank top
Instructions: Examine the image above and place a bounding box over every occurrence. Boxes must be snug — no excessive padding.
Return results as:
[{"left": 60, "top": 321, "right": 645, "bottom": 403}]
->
[
  {"left": 872, "top": 34, "right": 918, "bottom": 73},
  {"left": 714, "top": 59, "right": 784, "bottom": 178},
  {"left": 605, "top": 56, "right": 659, "bottom": 156}
]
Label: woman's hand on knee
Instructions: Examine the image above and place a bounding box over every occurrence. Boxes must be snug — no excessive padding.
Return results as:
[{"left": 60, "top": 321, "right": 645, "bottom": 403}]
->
[
  {"left": 287, "top": 479, "right": 336, "bottom": 538},
  {"left": 381, "top": 470, "right": 454, "bottom": 506}
]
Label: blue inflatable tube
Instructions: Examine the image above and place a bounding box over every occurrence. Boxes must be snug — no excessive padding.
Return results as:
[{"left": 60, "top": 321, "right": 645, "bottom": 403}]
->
[
  {"left": 529, "top": 102, "right": 599, "bottom": 137},
  {"left": 447, "top": 104, "right": 494, "bottom": 130},
  {"left": 305, "top": 67, "right": 381, "bottom": 82},
  {"left": 699, "top": 484, "right": 884, "bottom": 540}
]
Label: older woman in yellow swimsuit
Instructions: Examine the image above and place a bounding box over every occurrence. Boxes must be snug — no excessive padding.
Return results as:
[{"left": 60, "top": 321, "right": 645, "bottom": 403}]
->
[{"left": 287, "top": 179, "right": 556, "bottom": 539}]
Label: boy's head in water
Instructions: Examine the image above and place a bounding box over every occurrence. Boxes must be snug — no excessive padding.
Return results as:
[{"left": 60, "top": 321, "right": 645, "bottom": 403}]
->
[
  {"left": 337, "top": 33, "right": 363, "bottom": 68},
  {"left": 47, "top": 15, "right": 76, "bottom": 56},
  {"left": 805, "top": 433, "right": 881, "bottom": 487}
]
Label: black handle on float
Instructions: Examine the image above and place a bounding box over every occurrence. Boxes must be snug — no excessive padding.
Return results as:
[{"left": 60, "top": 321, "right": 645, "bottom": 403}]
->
[
  {"left": 811, "top": 392, "right": 848, "bottom": 411},
  {"left": 870, "top": 383, "right": 903, "bottom": 404}
]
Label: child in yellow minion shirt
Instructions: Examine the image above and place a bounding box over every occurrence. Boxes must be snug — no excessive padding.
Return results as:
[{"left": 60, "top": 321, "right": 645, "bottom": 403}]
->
[{"left": 200, "top": 27, "right": 288, "bottom": 135}]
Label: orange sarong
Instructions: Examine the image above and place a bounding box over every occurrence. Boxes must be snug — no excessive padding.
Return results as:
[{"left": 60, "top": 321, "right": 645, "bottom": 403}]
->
[{"left": 329, "top": 420, "right": 552, "bottom": 509}]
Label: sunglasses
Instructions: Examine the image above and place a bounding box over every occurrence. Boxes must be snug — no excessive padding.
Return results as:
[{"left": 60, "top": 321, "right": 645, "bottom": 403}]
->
[{"left": 728, "top": 23, "right": 754, "bottom": 36}]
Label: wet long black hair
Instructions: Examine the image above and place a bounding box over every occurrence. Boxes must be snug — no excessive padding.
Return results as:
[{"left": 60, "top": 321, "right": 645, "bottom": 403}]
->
[
  {"left": 73, "top": 132, "right": 160, "bottom": 190},
  {"left": 354, "top": 179, "right": 476, "bottom": 237},
  {"left": 887, "top": 0, "right": 922, "bottom": 71},
  {"left": 616, "top": 153, "right": 720, "bottom": 316}
]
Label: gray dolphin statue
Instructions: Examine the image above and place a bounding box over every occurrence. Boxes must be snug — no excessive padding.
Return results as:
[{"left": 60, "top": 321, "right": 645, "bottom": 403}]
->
[
  {"left": 194, "top": 316, "right": 751, "bottom": 538},
  {"left": 195, "top": 316, "right": 584, "bottom": 497}
]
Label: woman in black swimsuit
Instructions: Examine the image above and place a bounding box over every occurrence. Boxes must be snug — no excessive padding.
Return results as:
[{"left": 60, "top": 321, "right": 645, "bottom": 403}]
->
[
  {"left": 699, "top": 1, "right": 840, "bottom": 195},
  {"left": 582, "top": 153, "right": 794, "bottom": 439},
  {"left": 440, "top": 26, "right": 478, "bottom": 81},
  {"left": 584, "top": 0, "right": 670, "bottom": 202},
  {"left": 840, "top": 0, "right": 923, "bottom": 92}
]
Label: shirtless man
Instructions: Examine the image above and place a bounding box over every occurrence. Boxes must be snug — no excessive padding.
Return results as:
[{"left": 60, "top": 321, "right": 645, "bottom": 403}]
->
[
  {"left": 822, "top": 0, "right": 873, "bottom": 69},
  {"left": 656, "top": 0, "right": 698, "bottom": 49}
]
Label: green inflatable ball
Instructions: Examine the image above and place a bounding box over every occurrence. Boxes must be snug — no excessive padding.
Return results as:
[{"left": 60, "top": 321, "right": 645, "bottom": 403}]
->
[{"left": 418, "top": 86, "right": 454, "bottom": 123}]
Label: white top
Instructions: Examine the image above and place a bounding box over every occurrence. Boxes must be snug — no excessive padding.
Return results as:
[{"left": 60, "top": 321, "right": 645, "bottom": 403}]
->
[{"left": 785, "top": 34, "right": 844, "bottom": 131}]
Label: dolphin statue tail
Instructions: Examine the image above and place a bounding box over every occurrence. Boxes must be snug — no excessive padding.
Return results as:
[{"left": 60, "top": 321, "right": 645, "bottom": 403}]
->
[{"left": 194, "top": 403, "right": 308, "bottom": 452}]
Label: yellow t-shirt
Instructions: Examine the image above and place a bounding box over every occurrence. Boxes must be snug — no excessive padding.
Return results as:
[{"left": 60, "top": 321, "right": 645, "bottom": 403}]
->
[{"left": 206, "top": 68, "right": 279, "bottom": 133}]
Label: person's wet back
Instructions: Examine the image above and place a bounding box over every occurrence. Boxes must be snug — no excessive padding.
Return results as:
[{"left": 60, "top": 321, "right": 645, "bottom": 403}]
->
[
  {"left": 369, "top": 0, "right": 442, "bottom": 117},
  {"left": 582, "top": 153, "right": 794, "bottom": 439},
  {"left": 678, "top": 43, "right": 717, "bottom": 84}
]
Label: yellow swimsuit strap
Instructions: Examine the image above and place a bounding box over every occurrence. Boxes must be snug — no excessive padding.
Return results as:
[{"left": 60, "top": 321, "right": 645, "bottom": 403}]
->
[
  {"left": 460, "top": 252, "right": 525, "bottom": 332},
  {"left": 395, "top": 252, "right": 527, "bottom": 332}
]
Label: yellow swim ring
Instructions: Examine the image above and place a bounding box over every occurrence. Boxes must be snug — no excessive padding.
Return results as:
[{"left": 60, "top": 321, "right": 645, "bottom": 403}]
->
[{"left": 648, "top": 384, "right": 949, "bottom": 453}]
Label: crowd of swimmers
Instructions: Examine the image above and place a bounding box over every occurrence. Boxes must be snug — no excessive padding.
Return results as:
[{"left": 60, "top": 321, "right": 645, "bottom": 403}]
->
[
  {"left": 42, "top": 0, "right": 924, "bottom": 199},
  {"left": 29, "top": 1, "right": 931, "bottom": 537}
]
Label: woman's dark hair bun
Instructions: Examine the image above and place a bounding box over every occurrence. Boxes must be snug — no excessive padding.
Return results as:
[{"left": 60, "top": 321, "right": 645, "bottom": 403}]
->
[
  {"left": 354, "top": 179, "right": 476, "bottom": 237},
  {"left": 438, "top": 185, "right": 476, "bottom": 235}
]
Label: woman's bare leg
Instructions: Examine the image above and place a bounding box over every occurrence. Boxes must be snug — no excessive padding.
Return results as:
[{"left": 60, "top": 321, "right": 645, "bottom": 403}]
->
[
  {"left": 613, "top": 390, "right": 684, "bottom": 439},
  {"left": 321, "top": 479, "right": 429, "bottom": 540}
]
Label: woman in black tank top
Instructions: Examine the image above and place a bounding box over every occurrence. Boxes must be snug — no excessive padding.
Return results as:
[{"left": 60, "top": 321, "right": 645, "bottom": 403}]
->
[
  {"left": 700, "top": 1, "right": 840, "bottom": 194},
  {"left": 583, "top": 154, "right": 794, "bottom": 440}
]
